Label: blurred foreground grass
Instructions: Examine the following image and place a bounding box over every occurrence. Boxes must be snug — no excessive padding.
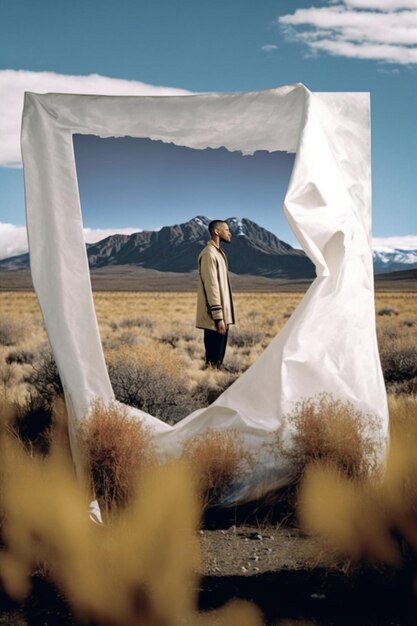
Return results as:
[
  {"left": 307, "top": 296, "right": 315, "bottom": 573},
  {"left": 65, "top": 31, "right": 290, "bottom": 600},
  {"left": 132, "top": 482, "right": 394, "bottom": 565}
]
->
[{"left": 0, "top": 290, "right": 416, "bottom": 624}]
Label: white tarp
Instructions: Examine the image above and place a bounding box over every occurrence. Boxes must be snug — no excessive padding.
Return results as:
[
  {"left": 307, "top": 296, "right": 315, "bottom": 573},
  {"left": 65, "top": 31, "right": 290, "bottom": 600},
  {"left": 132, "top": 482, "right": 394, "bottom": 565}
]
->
[{"left": 21, "top": 84, "right": 389, "bottom": 503}]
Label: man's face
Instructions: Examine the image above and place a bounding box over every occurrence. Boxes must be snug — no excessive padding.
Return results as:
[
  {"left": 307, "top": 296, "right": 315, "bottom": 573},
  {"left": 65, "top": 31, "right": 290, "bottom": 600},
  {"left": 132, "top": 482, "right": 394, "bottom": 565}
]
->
[{"left": 217, "top": 222, "right": 232, "bottom": 244}]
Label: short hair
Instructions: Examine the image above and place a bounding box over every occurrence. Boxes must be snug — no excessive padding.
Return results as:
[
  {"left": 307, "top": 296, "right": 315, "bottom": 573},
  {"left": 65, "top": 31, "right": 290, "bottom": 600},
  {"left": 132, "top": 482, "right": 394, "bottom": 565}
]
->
[{"left": 208, "top": 220, "right": 227, "bottom": 236}]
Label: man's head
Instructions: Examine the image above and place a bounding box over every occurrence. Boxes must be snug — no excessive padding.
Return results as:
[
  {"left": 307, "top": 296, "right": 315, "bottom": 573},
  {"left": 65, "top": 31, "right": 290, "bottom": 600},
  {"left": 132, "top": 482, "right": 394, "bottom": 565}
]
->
[{"left": 208, "top": 220, "right": 232, "bottom": 244}]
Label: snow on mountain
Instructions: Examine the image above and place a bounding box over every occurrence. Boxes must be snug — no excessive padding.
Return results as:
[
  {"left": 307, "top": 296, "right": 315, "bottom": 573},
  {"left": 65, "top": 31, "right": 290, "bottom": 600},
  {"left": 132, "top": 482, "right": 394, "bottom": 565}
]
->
[
  {"left": 228, "top": 217, "right": 245, "bottom": 236},
  {"left": 1, "top": 214, "right": 416, "bottom": 277},
  {"left": 373, "top": 248, "right": 417, "bottom": 274}
]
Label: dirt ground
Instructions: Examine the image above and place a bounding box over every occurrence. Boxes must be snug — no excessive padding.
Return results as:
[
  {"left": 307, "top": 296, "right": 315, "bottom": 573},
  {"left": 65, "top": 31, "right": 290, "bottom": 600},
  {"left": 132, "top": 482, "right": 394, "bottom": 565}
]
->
[
  {"left": 1, "top": 515, "right": 416, "bottom": 626},
  {"left": 199, "top": 527, "right": 417, "bottom": 626},
  {"left": 196, "top": 500, "right": 417, "bottom": 625},
  {"left": 200, "top": 525, "right": 339, "bottom": 577}
]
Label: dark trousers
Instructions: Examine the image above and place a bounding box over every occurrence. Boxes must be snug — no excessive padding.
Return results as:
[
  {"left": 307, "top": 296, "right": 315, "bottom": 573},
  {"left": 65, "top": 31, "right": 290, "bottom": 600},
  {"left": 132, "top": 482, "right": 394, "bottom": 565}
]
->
[{"left": 204, "top": 328, "right": 228, "bottom": 367}]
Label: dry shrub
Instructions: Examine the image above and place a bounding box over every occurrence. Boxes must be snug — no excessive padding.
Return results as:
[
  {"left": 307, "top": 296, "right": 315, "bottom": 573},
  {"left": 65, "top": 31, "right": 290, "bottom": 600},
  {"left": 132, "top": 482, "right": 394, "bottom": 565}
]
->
[
  {"left": 23, "top": 349, "right": 63, "bottom": 405},
  {"left": 0, "top": 317, "right": 25, "bottom": 346},
  {"left": 78, "top": 400, "right": 157, "bottom": 511},
  {"left": 0, "top": 403, "right": 263, "bottom": 626},
  {"left": 297, "top": 395, "right": 417, "bottom": 565},
  {"left": 297, "top": 462, "right": 401, "bottom": 565},
  {"left": 379, "top": 344, "right": 417, "bottom": 394},
  {"left": 118, "top": 316, "right": 154, "bottom": 330},
  {"left": 0, "top": 393, "right": 17, "bottom": 447},
  {"left": 182, "top": 428, "right": 254, "bottom": 506},
  {"left": 388, "top": 393, "right": 417, "bottom": 438},
  {"left": 10, "top": 394, "right": 53, "bottom": 456},
  {"left": 0, "top": 428, "right": 194, "bottom": 625},
  {"left": 377, "top": 321, "right": 417, "bottom": 394},
  {"left": 6, "top": 348, "right": 36, "bottom": 365},
  {"left": 377, "top": 325, "right": 399, "bottom": 342},
  {"left": 221, "top": 356, "right": 246, "bottom": 374},
  {"left": 116, "top": 330, "right": 138, "bottom": 346},
  {"left": 228, "top": 328, "right": 263, "bottom": 349},
  {"left": 276, "top": 393, "right": 381, "bottom": 479},
  {"left": 159, "top": 330, "right": 195, "bottom": 348},
  {"left": 192, "top": 373, "right": 238, "bottom": 406},
  {"left": 106, "top": 345, "right": 194, "bottom": 423},
  {"left": 0, "top": 362, "right": 17, "bottom": 396},
  {"left": 377, "top": 306, "right": 399, "bottom": 316},
  {"left": 384, "top": 395, "right": 417, "bottom": 513}
]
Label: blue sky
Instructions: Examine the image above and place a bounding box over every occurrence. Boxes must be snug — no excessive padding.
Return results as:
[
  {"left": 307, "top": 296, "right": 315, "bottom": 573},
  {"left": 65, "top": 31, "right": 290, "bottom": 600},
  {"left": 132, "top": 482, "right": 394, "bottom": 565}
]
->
[
  {"left": 73, "top": 136, "right": 296, "bottom": 243},
  {"left": 0, "top": 0, "right": 416, "bottom": 258}
]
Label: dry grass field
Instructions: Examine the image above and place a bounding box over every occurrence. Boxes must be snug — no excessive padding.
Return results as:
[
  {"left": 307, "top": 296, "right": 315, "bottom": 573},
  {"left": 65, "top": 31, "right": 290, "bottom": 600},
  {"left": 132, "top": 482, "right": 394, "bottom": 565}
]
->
[
  {"left": 1, "top": 290, "right": 417, "bottom": 625},
  {"left": 2, "top": 290, "right": 416, "bottom": 409},
  {"left": 0, "top": 291, "right": 304, "bottom": 413}
]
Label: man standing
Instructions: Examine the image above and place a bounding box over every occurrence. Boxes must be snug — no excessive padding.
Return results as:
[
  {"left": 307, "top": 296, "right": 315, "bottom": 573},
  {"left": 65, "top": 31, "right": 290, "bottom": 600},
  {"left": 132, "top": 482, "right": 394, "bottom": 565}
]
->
[{"left": 196, "top": 220, "right": 235, "bottom": 368}]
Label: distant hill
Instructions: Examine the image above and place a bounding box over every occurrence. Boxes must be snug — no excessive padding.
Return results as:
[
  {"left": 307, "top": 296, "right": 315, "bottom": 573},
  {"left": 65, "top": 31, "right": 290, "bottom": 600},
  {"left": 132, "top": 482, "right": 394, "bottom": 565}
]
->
[
  {"left": 1, "top": 216, "right": 416, "bottom": 280},
  {"left": 374, "top": 267, "right": 417, "bottom": 286},
  {"left": 0, "top": 216, "right": 316, "bottom": 280}
]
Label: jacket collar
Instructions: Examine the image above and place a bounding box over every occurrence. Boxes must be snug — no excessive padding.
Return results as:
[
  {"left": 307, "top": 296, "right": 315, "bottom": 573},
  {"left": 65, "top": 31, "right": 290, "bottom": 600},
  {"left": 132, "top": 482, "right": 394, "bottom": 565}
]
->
[{"left": 207, "top": 239, "right": 227, "bottom": 261}]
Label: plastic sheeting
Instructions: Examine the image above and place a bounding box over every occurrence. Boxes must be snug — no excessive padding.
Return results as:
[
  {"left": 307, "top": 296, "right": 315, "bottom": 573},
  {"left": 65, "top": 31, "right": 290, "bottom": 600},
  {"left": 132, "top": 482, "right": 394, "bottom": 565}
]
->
[{"left": 21, "top": 84, "right": 389, "bottom": 504}]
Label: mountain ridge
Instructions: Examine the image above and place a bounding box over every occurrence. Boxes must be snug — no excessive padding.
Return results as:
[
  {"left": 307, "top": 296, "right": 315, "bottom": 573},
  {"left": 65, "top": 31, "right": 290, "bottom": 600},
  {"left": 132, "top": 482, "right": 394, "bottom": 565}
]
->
[
  {"left": 1, "top": 216, "right": 416, "bottom": 277},
  {"left": 0, "top": 216, "right": 315, "bottom": 280}
]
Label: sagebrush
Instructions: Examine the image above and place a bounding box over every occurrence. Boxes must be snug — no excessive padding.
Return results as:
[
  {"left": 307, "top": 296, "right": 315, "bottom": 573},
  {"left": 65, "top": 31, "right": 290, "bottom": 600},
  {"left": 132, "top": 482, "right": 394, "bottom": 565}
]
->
[
  {"left": 182, "top": 427, "right": 254, "bottom": 506},
  {"left": 78, "top": 399, "right": 157, "bottom": 511},
  {"left": 272, "top": 393, "right": 382, "bottom": 479}
]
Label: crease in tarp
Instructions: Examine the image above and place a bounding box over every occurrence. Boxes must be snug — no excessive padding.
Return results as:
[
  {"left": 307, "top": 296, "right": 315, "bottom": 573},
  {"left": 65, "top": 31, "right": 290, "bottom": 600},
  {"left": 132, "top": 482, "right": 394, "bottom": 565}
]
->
[{"left": 21, "top": 84, "right": 389, "bottom": 507}]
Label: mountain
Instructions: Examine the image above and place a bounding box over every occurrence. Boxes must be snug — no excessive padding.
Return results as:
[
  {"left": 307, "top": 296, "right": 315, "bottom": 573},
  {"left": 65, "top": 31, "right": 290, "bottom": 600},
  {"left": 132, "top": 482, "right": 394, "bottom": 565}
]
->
[
  {"left": 2, "top": 217, "right": 416, "bottom": 279},
  {"left": 0, "top": 216, "right": 316, "bottom": 280},
  {"left": 85, "top": 216, "right": 316, "bottom": 278},
  {"left": 0, "top": 251, "right": 29, "bottom": 270},
  {"left": 373, "top": 248, "right": 417, "bottom": 274}
]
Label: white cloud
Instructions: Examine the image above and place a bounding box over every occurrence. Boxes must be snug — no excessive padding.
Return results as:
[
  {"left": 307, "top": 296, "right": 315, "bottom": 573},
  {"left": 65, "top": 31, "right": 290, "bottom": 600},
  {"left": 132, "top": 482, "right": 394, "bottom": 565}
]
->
[
  {"left": 0, "top": 223, "right": 160, "bottom": 260},
  {"left": 344, "top": 1, "right": 417, "bottom": 9},
  {"left": 278, "top": 2, "right": 417, "bottom": 65},
  {"left": 310, "top": 39, "right": 417, "bottom": 63},
  {"left": 261, "top": 44, "right": 278, "bottom": 51},
  {"left": 0, "top": 69, "right": 192, "bottom": 168},
  {"left": 372, "top": 235, "right": 417, "bottom": 250},
  {"left": 0, "top": 223, "right": 28, "bottom": 259},
  {"left": 83, "top": 227, "right": 146, "bottom": 244}
]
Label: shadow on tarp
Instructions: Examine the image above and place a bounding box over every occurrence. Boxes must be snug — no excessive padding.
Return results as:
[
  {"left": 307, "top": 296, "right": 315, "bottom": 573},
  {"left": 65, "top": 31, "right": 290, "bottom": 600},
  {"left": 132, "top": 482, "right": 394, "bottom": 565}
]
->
[{"left": 202, "top": 486, "right": 298, "bottom": 529}]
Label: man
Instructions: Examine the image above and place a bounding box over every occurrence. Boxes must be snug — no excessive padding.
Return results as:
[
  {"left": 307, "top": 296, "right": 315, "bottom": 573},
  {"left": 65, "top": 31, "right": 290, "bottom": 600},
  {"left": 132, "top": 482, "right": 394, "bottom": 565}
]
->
[{"left": 196, "top": 219, "right": 235, "bottom": 368}]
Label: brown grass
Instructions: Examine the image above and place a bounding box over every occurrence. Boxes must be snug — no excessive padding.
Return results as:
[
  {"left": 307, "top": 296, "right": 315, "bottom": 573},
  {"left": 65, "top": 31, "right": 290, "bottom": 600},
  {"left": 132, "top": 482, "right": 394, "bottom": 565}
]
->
[
  {"left": 378, "top": 325, "right": 417, "bottom": 394},
  {"left": 0, "top": 317, "right": 25, "bottom": 346},
  {"left": 297, "top": 394, "right": 417, "bottom": 564},
  {"left": 297, "top": 461, "right": 401, "bottom": 565},
  {"left": 1, "top": 290, "right": 415, "bottom": 408},
  {"left": 182, "top": 428, "right": 254, "bottom": 506},
  {"left": 105, "top": 344, "right": 195, "bottom": 423},
  {"left": 273, "top": 393, "right": 382, "bottom": 479},
  {"left": 78, "top": 399, "right": 157, "bottom": 512},
  {"left": 0, "top": 362, "right": 18, "bottom": 399},
  {"left": 0, "top": 400, "right": 264, "bottom": 626}
]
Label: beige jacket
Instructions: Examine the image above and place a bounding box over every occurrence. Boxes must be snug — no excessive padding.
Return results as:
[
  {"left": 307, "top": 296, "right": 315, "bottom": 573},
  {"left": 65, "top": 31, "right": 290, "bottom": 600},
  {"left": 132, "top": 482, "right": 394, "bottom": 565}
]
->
[{"left": 196, "top": 240, "right": 235, "bottom": 331}]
